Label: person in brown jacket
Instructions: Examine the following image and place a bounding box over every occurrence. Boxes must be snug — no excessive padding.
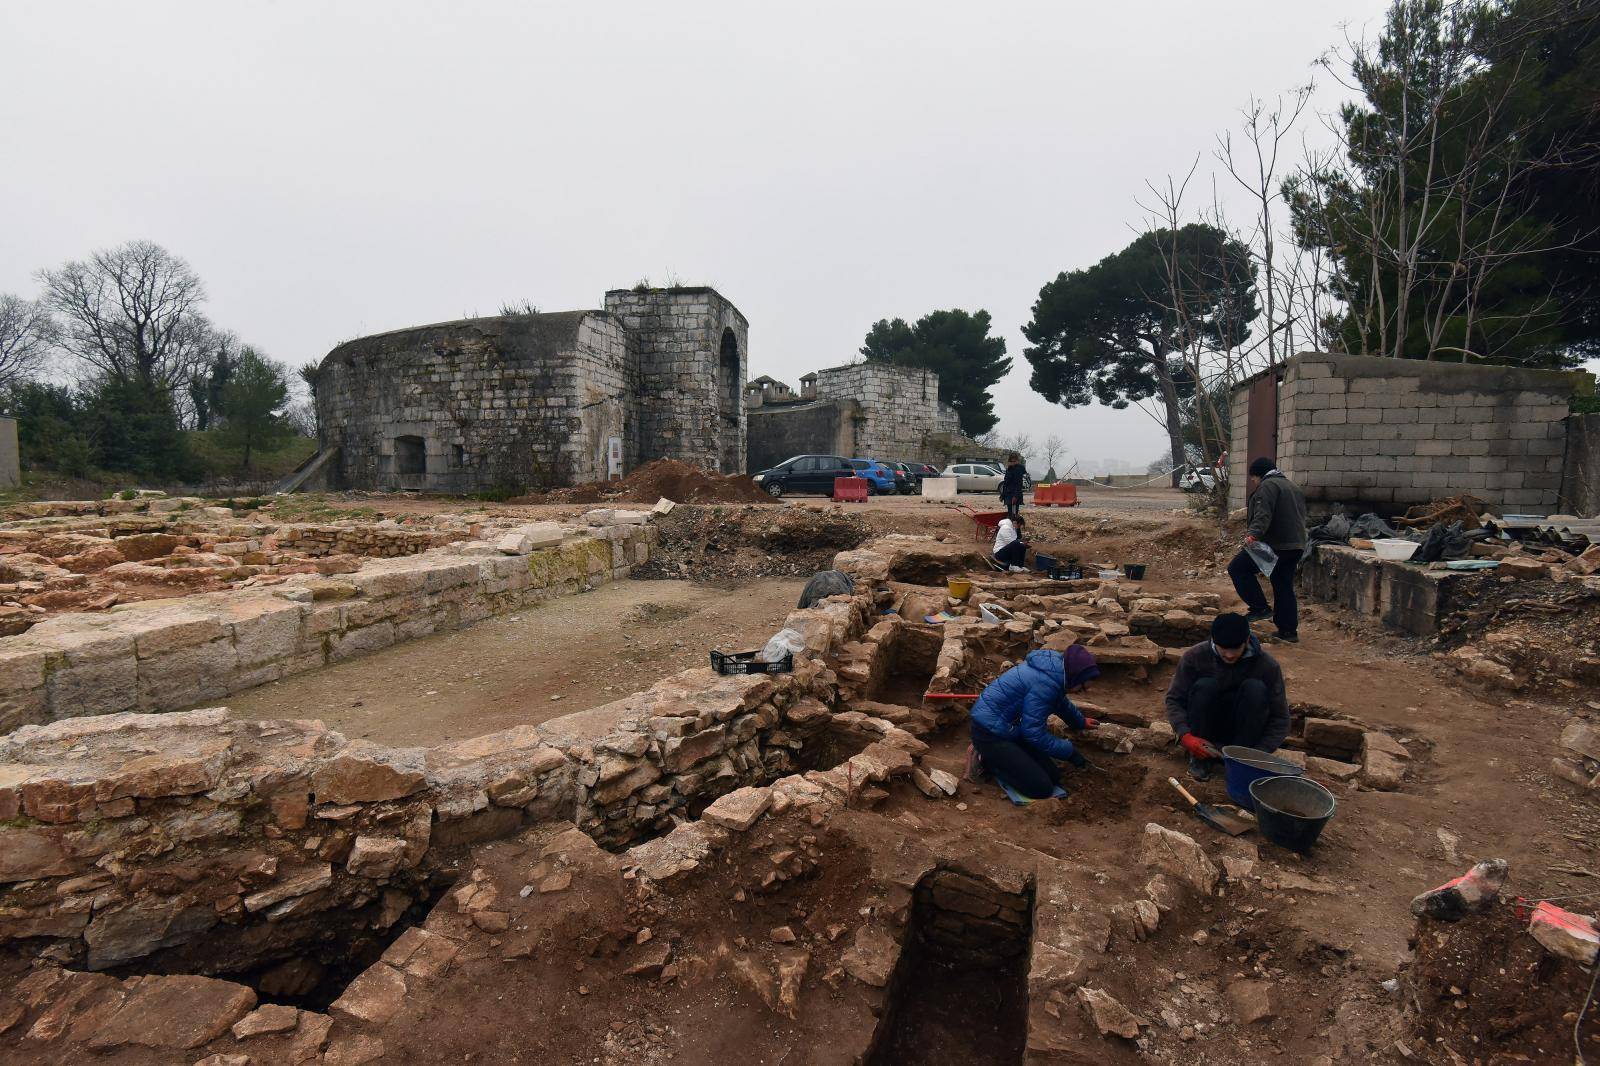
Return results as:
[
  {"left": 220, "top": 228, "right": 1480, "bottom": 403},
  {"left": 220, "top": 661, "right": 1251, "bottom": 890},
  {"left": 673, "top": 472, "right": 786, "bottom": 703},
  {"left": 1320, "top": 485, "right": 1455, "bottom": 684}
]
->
[{"left": 1165, "top": 613, "right": 1291, "bottom": 781}]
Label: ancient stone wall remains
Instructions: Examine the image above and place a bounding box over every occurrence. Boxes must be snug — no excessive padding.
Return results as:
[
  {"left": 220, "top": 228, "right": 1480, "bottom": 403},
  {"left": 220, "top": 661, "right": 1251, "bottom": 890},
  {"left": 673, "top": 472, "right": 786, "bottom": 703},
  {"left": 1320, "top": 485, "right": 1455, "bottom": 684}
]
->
[
  {"left": 746, "top": 397, "right": 861, "bottom": 472},
  {"left": 0, "top": 522, "right": 654, "bottom": 734},
  {"left": 811, "top": 362, "right": 962, "bottom": 461},
  {"left": 0, "top": 588, "right": 881, "bottom": 974},
  {"left": 602, "top": 288, "right": 749, "bottom": 475},
  {"left": 1229, "top": 352, "right": 1593, "bottom": 513},
  {"left": 316, "top": 311, "right": 637, "bottom": 492}
]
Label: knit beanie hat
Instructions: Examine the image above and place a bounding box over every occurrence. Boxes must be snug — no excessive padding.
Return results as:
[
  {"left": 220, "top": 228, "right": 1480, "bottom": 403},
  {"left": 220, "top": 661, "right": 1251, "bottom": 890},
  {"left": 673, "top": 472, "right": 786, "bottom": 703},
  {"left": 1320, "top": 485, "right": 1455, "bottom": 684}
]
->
[
  {"left": 1211, "top": 612, "right": 1251, "bottom": 649},
  {"left": 1248, "top": 457, "right": 1276, "bottom": 478}
]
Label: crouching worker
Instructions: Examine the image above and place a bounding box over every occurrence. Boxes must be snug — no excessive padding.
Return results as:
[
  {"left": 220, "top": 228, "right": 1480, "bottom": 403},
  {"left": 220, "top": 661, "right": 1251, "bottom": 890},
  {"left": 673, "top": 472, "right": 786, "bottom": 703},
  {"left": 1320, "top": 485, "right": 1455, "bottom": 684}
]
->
[
  {"left": 1165, "top": 612, "right": 1290, "bottom": 781},
  {"left": 969, "top": 646, "right": 1101, "bottom": 801},
  {"left": 993, "top": 515, "right": 1028, "bottom": 572}
]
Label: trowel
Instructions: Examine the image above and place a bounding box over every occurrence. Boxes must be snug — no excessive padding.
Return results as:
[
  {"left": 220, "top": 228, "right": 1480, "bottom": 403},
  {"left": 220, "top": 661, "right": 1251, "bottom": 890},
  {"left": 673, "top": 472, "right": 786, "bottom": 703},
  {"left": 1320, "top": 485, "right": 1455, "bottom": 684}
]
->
[{"left": 1168, "top": 777, "right": 1255, "bottom": 836}]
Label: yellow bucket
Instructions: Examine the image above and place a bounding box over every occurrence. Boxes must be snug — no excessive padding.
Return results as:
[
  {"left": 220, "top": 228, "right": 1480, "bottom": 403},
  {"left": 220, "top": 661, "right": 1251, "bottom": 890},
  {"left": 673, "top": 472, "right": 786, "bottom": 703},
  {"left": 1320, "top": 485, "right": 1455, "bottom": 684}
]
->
[{"left": 946, "top": 578, "right": 973, "bottom": 601}]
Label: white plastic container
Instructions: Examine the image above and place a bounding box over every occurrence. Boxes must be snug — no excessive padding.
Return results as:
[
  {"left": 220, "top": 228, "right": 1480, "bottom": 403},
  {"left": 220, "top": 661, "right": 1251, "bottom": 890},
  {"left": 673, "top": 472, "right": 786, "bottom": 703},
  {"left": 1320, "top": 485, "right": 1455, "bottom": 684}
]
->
[
  {"left": 979, "top": 603, "right": 1014, "bottom": 624},
  {"left": 1372, "top": 539, "right": 1419, "bottom": 562}
]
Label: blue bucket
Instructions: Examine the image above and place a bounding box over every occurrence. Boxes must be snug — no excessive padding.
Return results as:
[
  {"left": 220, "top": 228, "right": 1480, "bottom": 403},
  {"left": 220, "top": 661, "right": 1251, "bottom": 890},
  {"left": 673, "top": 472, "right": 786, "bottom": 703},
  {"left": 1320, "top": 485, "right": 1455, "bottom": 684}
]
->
[{"left": 1221, "top": 745, "right": 1304, "bottom": 810}]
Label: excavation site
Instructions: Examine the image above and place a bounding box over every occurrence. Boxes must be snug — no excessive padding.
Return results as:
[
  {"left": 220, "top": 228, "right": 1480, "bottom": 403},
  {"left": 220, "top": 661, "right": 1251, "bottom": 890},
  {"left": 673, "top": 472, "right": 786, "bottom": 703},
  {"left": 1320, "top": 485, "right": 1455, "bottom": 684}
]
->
[{"left": 1, "top": 490, "right": 1598, "bottom": 1066}]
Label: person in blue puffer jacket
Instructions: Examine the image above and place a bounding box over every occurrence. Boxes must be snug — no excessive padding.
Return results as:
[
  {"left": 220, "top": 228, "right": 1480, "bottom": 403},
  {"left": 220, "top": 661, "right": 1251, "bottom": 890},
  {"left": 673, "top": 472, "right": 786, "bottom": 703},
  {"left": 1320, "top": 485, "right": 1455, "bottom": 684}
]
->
[{"left": 968, "top": 646, "right": 1101, "bottom": 799}]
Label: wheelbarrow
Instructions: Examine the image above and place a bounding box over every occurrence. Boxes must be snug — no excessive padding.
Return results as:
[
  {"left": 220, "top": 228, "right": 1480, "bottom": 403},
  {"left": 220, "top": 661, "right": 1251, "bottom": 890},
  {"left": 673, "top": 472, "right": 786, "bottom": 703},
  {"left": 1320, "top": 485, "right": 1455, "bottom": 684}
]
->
[{"left": 949, "top": 503, "right": 1009, "bottom": 543}]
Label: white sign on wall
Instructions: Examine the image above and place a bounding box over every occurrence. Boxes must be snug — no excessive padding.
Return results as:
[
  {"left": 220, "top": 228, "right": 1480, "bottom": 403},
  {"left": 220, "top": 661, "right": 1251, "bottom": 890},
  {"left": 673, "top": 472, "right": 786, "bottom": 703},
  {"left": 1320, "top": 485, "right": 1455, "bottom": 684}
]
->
[{"left": 607, "top": 436, "right": 623, "bottom": 481}]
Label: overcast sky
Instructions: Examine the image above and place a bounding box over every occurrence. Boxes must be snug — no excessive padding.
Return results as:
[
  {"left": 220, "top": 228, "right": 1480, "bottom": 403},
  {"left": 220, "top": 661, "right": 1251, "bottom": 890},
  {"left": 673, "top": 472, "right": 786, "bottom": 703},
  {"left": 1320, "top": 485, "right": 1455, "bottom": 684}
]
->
[{"left": 1, "top": 0, "right": 1395, "bottom": 473}]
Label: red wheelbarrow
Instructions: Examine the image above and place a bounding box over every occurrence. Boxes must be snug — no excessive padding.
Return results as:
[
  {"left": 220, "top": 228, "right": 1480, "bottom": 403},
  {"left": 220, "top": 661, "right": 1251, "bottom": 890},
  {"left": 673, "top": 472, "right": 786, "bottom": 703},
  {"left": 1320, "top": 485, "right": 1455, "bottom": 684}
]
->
[{"left": 949, "top": 503, "right": 1009, "bottom": 542}]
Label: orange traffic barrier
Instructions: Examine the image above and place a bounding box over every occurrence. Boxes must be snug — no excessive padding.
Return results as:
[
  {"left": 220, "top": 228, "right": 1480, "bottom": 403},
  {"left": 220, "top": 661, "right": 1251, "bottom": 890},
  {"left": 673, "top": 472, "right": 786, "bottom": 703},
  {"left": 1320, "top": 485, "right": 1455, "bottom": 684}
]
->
[
  {"left": 1033, "top": 483, "right": 1079, "bottom": 507},
  {"left": 833, "top": 476, "right": 870, "bottom": 502}
]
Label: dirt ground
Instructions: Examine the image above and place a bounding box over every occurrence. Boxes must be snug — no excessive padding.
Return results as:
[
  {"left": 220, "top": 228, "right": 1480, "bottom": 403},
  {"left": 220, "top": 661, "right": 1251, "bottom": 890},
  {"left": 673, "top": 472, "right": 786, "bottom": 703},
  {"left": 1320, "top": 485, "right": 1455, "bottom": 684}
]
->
[{"left": 224, "top": 577, "right": 805, "bottom": 746}]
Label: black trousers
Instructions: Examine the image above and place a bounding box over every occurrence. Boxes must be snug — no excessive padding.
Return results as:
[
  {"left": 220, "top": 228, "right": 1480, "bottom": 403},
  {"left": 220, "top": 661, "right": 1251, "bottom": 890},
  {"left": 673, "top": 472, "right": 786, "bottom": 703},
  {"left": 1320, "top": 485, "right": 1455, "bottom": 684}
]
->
[
  {"left": 1228, "top": 547, "right": 1303, "bottom": 637},
  {"left": 1187, "top": 677, "right": 1273, "bottom": 751},
  {"left": 971, "top": 724, "right": 1062, "bottom": 799},
  {"left": 1003, "top": 495, "right": 1023, "bottom": 520},
  {"left": 994, "top": 540, "right": 1027, "bottom": 568}
]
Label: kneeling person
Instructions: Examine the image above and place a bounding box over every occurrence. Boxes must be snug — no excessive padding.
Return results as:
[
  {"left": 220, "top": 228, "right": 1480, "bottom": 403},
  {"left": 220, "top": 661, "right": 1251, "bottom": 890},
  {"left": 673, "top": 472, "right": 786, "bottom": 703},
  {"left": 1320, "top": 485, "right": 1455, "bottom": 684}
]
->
[
  {"left": 970, "top": 646, "right": 1100, "bottom": 799},
  {"left": 993, "top": 515, "right": 1028, "bottom": 571},
  {"left": 1165, "top": 612, "right": 1290, "bottom": 781}
]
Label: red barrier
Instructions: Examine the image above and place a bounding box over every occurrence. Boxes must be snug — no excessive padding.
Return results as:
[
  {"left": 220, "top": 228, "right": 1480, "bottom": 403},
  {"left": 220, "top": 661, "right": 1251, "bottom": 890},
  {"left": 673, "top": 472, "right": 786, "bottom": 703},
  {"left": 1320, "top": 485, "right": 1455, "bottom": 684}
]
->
[
  {"left": 833, "top": 476, "right": 870, "bottom": 502},
  {"left": 1033, "top": 483, "right": 1079, "bottom": 507}
]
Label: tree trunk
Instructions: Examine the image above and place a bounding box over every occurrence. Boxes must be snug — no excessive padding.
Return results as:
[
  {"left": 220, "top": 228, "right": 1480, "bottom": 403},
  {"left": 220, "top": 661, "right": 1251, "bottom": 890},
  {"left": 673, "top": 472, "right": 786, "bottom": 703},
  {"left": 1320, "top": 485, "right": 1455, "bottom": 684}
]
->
[{"left": 1154, "top": 357, "right": 1186, "bottom": 488}]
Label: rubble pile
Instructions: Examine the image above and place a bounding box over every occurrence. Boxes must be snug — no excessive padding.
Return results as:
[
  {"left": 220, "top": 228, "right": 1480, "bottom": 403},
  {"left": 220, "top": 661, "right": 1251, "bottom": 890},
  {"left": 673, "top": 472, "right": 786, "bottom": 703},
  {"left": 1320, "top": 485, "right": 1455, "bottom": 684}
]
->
[
  {"left": 1438, "top": 574, "right": 1600, "bottom": 691},
  {"left": 519, "top": 459, "right": 778, "bottom": 506}
]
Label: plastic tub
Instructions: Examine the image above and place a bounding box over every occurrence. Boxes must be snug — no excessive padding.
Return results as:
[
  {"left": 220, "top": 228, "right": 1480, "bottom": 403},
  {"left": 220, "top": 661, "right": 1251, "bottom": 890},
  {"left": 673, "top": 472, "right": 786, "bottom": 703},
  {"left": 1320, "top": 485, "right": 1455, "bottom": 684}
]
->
[
  {"left": 946, "top": 578, "right": 973, "bottom": 601},
  {"left": 1123, "top": 563, "right": 1147, "bottom": 580},
  {"left": 1373, "top": 538, "right": 1419, "bottom": 562},
  {"left": 1249, "top": 775, "right": 1337, "bottom": 853},
  {"left": 1221, "top": 745, "right": 1305, "bottom": 810},
  {"left": 1097, "top": 569, "right": 1120, "bottom": 580}
]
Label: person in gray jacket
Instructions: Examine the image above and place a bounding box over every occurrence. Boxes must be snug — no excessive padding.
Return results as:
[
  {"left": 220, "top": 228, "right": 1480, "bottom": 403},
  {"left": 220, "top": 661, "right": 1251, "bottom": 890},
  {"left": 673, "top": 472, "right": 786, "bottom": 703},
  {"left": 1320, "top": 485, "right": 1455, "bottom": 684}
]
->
[
  {"left": 1227, "top": 457, "right": 1308, "bottom": 643},
  {"left": 1166, "top": 613, "right": 1291, "bottom": 780}
]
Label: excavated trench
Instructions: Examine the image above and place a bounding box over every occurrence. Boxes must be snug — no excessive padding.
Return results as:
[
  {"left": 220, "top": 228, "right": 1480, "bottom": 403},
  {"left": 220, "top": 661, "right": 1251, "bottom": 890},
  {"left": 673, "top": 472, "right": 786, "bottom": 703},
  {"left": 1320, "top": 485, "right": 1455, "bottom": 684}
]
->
[
  {"left": 865, "top": 866, "right": 1033, "bottom": 1066},
  {"left": 73, "top": 881, "right": 447, "bottom": 1013}
]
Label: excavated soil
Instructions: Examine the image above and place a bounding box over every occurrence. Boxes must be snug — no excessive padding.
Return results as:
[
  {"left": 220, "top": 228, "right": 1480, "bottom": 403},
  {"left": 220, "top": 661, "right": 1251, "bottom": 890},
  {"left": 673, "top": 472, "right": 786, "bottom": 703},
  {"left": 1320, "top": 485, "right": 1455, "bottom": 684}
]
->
[
  {"left": 1409, "top": 902, "right": 1600, "bottom": 1062},
  {"left": 634, "top": 504, "right": 871, "bottom": 580},
  {"left": 514, "top": 459, "right": 776, "bottom": 505}
]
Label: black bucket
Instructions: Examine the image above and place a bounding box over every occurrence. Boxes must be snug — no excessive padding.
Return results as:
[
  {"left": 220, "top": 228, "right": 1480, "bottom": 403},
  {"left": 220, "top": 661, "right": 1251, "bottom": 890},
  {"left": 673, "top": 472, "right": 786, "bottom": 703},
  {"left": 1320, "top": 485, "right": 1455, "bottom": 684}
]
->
[
  {"left": 1123, "top": 563, "right": 1147, "bottom": 580},
  {"left": 1249, "top": 776, "right": 1336, "bottom": 854}
]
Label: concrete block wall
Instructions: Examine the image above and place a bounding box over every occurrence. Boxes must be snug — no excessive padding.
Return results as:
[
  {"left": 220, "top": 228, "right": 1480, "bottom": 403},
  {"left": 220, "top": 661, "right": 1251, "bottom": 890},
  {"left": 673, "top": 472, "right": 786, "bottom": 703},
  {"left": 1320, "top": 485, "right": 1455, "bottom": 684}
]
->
[{"left": 1231, "top": 352, "right": 1591, "bottom": 514}]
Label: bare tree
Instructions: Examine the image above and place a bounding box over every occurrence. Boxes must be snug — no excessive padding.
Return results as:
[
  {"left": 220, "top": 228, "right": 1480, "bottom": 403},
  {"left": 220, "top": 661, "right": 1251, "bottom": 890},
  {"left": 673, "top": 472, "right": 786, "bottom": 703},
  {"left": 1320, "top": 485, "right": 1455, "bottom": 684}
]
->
[
  {"left": 0, "top": 294, "right": 56, "bottom": 389},
  {"left": 1001, "top": 433, "right": 1036, "bottom": 462},
  {"left": 1040, "top": 434, "right": 1065, "bottom": 477},
  {"left": 38, "top": 240, "right": 217, "bottom": 391}
]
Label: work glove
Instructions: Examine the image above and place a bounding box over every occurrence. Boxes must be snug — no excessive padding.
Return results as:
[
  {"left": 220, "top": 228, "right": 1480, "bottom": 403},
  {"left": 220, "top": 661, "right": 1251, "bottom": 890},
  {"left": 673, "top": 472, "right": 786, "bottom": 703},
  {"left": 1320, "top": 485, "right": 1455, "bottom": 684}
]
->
[
  {"left": 1064, "top": 750, "right": 1088, "bottom": 770},
  {"left": 1080, "top": 717, "right": 1099, "bottom": 730},
  {"left": 1180, "top": 733, "right": 1221, "bottom": 760}
]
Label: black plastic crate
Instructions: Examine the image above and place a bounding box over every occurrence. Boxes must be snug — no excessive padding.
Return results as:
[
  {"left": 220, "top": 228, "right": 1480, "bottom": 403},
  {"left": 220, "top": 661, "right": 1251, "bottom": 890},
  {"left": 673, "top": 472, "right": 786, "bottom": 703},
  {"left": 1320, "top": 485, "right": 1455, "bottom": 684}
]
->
[
  {"left": 1048, "top": 564, "right": 1084, "bottom": 580},
  {"left": 710, "top": 649, "right": 794, "bottom": 675}
]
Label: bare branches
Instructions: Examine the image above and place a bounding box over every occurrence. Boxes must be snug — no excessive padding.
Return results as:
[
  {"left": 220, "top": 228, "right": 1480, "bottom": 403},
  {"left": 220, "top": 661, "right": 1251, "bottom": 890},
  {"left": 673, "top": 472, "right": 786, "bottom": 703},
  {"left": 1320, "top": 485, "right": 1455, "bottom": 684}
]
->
[
  {"left": 37, "top": 240, "right": 215, "bottom": 391},
  {"left": 0, "top": 294, "right": 57, "bottom": 389}
]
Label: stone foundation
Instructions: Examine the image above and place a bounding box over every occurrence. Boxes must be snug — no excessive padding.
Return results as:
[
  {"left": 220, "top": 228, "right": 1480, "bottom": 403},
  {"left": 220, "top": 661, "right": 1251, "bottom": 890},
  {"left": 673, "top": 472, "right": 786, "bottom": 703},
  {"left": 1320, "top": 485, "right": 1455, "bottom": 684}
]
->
[
  {"left": 0, "top": 521, "right": 655, "bottom": 734},
  {"left": 1298, "top": 544, "right": 1468, "bottom": 636}
]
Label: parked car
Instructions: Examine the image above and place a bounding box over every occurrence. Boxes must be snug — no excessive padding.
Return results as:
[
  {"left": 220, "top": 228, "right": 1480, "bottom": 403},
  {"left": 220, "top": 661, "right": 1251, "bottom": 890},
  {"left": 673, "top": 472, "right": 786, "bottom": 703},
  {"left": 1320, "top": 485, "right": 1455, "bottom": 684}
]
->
[
  {"left": 885, "top": 461, "right": 920, "bottom": 494},
  {"left": 847, "top": 458, "right": 898, "bottom": 494},
  {"left": 940, "top": 462, "right": 1004, "bottom": 493},
  {"left": 912, "top": 462, "right": 941, "bottom": 480},
  {"left": 751, "top": 454, "right": 855, "bottom": 497},
  {"left": 1179, "top": 468, "right": 1220, "bottom": 492},
  {"left": 975, "top": 462, "right": 1033, "bottom": 492}
]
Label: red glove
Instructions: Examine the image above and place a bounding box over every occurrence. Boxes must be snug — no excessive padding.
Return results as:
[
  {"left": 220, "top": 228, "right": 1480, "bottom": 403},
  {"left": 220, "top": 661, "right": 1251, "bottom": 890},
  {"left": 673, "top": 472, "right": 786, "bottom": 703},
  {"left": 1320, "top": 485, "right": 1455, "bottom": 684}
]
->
[
  {"left": 1080, "top": 717, "right": 1099, "bottom": 730},
  {"left": 1180, "top": 733, "right": 1220, "bottom": 759}
]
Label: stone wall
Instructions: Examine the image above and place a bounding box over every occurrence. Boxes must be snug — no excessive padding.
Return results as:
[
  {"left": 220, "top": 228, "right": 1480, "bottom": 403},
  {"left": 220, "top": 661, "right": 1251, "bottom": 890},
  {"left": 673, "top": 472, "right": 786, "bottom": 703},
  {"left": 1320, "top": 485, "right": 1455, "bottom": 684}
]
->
[
  {"left": 603, "top": 288, "right": 749, "bottom": 474},
  {"left": 1229, "top": 352, "right": 1593, "bottom": 513},
  {"left": 316, "top": 311, "right": 637, "bottom": 493},
  {"left": 0, "top": 521, "right": 654, "bottom": 735},
  {"left": 1562, "top": 413, "right": 1600, "bottom": 517},
  {"left": 811, "top": 363, "right": 962, "bottom": 461},
  {"left": 0, "top": 416, "right": 18, "bottom": 490},
  {"left": 746, "top": 398, "right": 861, "bottom": 471},
  {"left": 0, "top": 588, "right": 881, "bottom": 975}
]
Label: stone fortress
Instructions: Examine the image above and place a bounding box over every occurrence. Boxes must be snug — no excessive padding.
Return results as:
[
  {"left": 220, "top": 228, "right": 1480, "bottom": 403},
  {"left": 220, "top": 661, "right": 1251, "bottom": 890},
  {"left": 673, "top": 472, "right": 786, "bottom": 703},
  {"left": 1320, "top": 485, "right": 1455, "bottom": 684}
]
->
[
  {"left": 306, "top": 283, "right": 977, "bottom": 493},
  {"left": 311, "top": 287, "right": 748, "bottom": 493},
  {"left": 744, "top": 362, "right": 965, "bottom": 471}
]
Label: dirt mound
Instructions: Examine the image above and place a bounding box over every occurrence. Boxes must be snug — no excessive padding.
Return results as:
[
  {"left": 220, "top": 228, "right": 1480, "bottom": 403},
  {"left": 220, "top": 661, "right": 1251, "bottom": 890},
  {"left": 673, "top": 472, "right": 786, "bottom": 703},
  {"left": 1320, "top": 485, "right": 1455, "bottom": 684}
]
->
[
  {"left": 634, "top": 504, "right": 870, "bottom": 581},
  {"left": 1436, "top": 576, "right": 1600, "bottom": 691},
  {"left": 519, "top": 460, "right": 776, "bottom": 506},
  {"left": 1408, "top": 902, "right": 1600, "bottom": 1061}
]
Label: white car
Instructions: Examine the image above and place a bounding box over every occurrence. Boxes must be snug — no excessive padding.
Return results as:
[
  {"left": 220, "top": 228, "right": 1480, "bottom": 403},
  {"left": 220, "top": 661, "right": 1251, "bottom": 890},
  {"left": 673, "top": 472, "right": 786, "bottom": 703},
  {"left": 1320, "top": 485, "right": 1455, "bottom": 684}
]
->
[
  {"left": 1179, "top": 469, "right": 1220, "bottom": 492},
  {"left": 940, "top": 463, "right": 1004, "bottom": 493}
]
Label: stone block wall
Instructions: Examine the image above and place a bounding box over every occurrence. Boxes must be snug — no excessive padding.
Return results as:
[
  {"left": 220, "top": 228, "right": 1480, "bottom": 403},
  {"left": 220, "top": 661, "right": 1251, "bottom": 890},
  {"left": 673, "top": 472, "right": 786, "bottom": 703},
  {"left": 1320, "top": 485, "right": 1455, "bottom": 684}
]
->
[
  {"left": 316, "top": 311, "right": 638, "bottom": 492},
  {"left": 1229, "top": 352, "right": 1592, "bottom": 513},
  {"left": 811, "top": 363, "right": 962, "bottom": 461},
  {"left": 1562, "top": 413, "right": 1600, "bottom": 516},
  {"left": 0, "top": 588, "right": 881, "bottom": 975},
  {"left": 603, "top": 288, "right": 749, "bottom": 474},
  {"left": 746, "top": 398, "right": 861, "bottom": 471},
  {"left": 0, "top": 523, "right": 655, "bottom": 735}
]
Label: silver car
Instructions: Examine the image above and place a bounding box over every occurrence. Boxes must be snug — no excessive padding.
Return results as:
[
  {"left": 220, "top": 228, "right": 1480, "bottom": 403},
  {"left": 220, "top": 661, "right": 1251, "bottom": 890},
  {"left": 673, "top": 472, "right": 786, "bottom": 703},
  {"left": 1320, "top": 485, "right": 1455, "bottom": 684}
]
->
[{"left": 940, "top": 462, "right": 1004, "bottom": 493}]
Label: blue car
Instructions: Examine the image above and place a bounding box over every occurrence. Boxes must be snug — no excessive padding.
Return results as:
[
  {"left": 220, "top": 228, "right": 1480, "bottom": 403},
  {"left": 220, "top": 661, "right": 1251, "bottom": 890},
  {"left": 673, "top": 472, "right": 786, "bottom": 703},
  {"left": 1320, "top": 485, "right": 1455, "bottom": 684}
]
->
[{"left": 848, "top": 458, "right": 898, "bottom": 494}]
